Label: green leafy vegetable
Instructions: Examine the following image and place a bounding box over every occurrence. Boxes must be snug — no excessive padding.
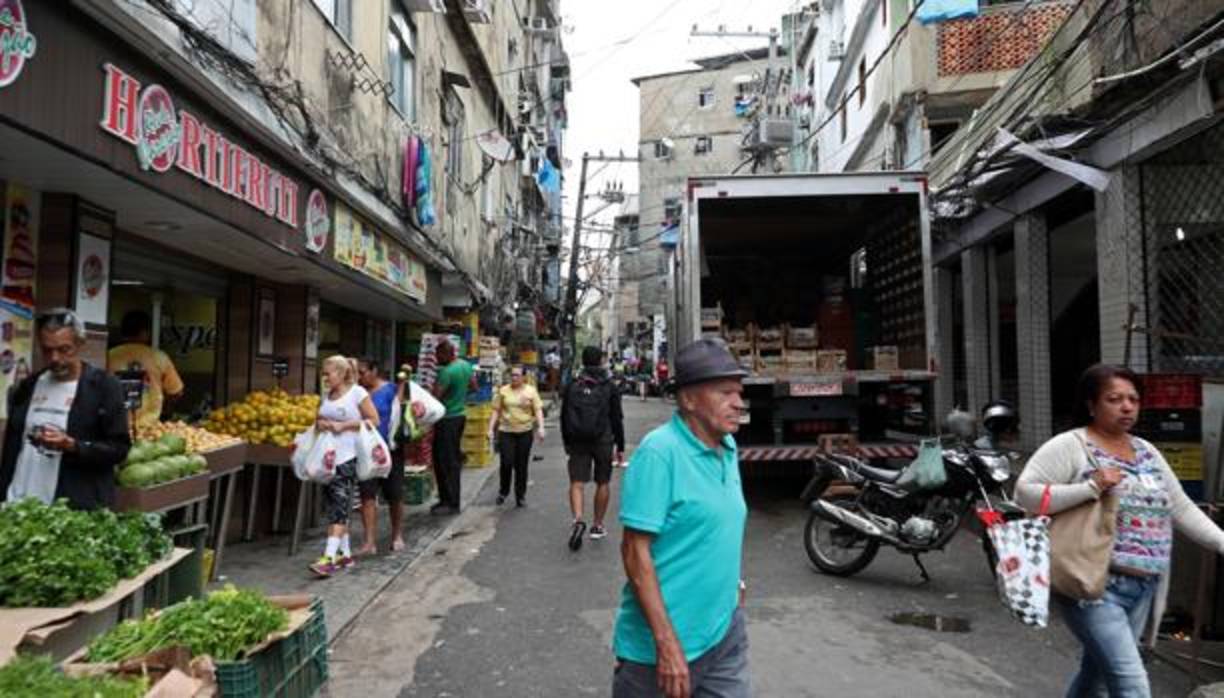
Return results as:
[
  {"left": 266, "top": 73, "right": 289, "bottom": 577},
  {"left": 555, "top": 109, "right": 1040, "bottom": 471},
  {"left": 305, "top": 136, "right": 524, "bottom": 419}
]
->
[
  {"left": 88, "top": 585, "right": 289, "bottom": 663},
  {"left": 0, "top": 499, "right": 172, "bottom": 607},
  {"left": 0, "top": 656, "right": 146, "bottom": 698}
]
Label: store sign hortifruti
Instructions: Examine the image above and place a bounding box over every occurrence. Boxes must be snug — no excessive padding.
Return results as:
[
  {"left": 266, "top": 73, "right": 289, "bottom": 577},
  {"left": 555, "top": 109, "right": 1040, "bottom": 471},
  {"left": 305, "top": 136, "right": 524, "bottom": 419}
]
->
[
  {"left": 0, "top": 0, "right": 35, "bottom": 89},
  {"left": 304, "top": 188, "right": 330, "bottom": 253},
  {"left": 99, "top": 63, "right": 304, "bottom": 230}
]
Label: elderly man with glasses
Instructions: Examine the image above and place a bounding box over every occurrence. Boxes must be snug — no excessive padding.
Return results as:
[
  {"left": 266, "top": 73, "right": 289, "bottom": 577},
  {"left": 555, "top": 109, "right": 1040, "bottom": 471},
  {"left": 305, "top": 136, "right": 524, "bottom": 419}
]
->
[{"left": 0, "top": 308, "right": 131, "bottom": 510}]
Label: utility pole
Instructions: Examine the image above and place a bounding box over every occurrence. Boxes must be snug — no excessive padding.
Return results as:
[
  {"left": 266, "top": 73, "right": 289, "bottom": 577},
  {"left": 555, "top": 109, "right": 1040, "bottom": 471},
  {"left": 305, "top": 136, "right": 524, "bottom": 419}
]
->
[
  {"left": 692, "top": 25, "right": 783, "bottom": 172},
  {"left": 560, "top": 151, "right": 640, "bottom": 385}
]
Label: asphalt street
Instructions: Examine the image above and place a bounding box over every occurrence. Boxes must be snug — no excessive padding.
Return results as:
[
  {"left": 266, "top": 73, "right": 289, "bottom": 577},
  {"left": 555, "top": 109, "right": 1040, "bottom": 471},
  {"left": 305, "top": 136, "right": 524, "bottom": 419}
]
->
[{"left": 324, "top": 398, "right": 1197, "bottom": 698}]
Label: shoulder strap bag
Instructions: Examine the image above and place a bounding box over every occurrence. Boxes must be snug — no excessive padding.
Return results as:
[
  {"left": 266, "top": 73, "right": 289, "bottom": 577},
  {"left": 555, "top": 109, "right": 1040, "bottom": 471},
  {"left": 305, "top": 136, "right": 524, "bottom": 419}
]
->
[{"left": 1040, "top": 432, "right": 1119, "bottom": 600}]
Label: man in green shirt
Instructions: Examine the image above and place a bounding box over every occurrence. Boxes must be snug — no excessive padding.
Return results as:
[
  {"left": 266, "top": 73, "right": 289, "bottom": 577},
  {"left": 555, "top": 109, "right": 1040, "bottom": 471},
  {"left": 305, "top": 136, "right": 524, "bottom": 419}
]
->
[{"left": 431, "top": 340, "right": 474, "bottom": 515}]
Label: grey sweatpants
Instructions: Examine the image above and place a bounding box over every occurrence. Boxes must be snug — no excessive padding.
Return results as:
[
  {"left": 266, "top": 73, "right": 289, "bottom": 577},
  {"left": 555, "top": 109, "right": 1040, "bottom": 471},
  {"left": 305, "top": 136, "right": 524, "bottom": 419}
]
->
[{"left": 613, "top": 609, "right": 750, "bottom": 698}]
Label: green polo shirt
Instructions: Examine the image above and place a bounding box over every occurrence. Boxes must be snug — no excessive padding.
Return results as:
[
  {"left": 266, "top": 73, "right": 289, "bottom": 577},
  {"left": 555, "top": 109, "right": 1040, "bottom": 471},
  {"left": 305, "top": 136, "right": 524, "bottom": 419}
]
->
[
  {"left": 613, "top": 412, "right": 747, "bottom": 663},
  {"left": 435, "top": 359, "right": 473, "bottom": 418}
]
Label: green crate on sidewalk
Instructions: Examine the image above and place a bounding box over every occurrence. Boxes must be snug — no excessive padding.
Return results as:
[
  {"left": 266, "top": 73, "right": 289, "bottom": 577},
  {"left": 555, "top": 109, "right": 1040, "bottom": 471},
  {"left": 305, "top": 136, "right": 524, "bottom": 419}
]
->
[
  {"left": 404, "top": 468, "right": 433, "bottom": 506},
  {"left": 215, "top": 598, "right": 328, "bottom": 698}
]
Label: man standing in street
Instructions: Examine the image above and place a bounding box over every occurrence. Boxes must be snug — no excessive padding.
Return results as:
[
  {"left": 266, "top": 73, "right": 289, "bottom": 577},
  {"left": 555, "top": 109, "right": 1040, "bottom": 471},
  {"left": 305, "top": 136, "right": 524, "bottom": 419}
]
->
[
  {"left": 107, "top": 310, "right": 184, "bottom": 428},
  {"left": 562, "top": 346, "right": 624, "bottom": 550},
  {"left": 612, "top": 339, "right": 749, "bottom": 698},
  {"left": 0, "top": 308, "right": 131, "bottom": 510},
  {"left": 431, "top": 340, "right": 473, "bottom": 515}
]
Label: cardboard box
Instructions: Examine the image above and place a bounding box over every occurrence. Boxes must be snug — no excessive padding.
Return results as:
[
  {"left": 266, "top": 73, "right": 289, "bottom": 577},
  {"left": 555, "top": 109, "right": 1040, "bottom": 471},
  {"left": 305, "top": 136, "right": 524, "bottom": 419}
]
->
[
  {"left": 816, "top": 350, "right": 848, "bottom": 373},
  {"left": 755, "top": 327, "right": 784, "bottom": 351},
  {"left": 700, "top": 305, "right": 723, "bottom": 328},
  {"left": 869, "top": 345, "right": 900, "bottom": 371},
  {"left": 818, "top": 433, "right": 859, "bottom": 454},
  {"left": 786, "top": 325, "right": 819, "bottom": 349}
]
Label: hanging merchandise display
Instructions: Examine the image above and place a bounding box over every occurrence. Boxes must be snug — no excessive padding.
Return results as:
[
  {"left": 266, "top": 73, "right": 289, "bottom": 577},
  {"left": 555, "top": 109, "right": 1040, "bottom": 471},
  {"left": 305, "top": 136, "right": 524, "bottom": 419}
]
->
[
  {"left": 415, "top": 141, "right": 436, "bottom": 226},
  {"left": 0, "top": 183, "right": 37, "bottom": 420},
  {"left": 402, "top": 136, "right": 420, "bottom": 210}
]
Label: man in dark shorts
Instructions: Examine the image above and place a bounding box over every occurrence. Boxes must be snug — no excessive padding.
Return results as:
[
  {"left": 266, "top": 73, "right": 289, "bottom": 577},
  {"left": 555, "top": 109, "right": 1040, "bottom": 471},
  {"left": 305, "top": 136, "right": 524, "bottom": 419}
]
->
[
  {"left": 356, "top": 358, "right": 404, "bottom": 554},
  {"left": 561, "top": 346, "right": 624, "bottom": 551}
]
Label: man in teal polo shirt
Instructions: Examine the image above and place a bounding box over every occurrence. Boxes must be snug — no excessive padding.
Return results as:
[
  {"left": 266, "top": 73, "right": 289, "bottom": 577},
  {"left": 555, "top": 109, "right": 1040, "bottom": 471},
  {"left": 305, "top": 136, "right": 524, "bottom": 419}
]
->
[{"left": 613, "top": 339, "right": 749, "bottom": 698}]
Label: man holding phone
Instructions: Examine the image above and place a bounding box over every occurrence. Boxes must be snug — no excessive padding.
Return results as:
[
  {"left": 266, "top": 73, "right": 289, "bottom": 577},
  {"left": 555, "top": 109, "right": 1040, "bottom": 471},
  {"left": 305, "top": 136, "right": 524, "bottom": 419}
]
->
[{"left": 0, "top": 308, "right": 131, "bottom": 510}]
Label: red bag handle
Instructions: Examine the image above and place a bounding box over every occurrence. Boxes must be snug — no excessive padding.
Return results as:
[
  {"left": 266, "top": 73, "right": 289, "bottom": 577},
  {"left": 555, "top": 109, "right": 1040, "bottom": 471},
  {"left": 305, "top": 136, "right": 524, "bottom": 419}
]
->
[{"left": 1038, "top": 484, "right": 1052, "bottom": 517}]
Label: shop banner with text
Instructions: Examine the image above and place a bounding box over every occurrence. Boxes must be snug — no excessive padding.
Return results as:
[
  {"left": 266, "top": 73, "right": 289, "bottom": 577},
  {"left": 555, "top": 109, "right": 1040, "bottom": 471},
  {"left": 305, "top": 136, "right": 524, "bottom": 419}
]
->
[{"left": 333, "top": 203, "right": 427, "bottom": 304}]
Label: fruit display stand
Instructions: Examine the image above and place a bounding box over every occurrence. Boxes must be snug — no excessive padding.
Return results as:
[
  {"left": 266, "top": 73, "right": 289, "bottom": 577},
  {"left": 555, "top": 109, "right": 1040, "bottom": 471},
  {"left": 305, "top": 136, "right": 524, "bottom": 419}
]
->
[
  {"left": 115, "top": 472, "right": 211, "bottom": 514},
  {"left": 242, "top": 444, "right": 322, "bottom": 557},
  {"left": 0, "top": 548, "right": 194, "bottom": 666},
  {"left": 201, "top": 442, "right": 248, "bottom": 582}
]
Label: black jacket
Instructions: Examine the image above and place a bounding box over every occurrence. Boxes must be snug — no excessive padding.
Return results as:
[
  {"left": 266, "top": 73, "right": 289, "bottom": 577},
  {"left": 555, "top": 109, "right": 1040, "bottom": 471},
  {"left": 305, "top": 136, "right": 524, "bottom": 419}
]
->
[
  {"left": 0, "top": 363, "right": 131, "bottom": 510},
  {"left": 560, "top": 367, "right": 625, "bottom": 452}
]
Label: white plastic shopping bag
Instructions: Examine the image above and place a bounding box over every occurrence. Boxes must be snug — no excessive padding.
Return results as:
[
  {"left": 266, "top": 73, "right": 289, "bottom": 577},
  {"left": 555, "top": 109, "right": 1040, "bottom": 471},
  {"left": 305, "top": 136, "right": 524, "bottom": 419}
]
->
[
  {"left": 355, "top": 421, "right": 393, "bottom": 481},
  {"left": 301, "top": 431, "right": 340, "bottom": 484},
  {"left": 409, "top": 382, "right": 445, "bottom": 428},
  {"left": 291, "top": 427, "right": 318, "bottom": 480},
  {"left": 982, "top": 509, "right": 1051, "bottom": 628}
]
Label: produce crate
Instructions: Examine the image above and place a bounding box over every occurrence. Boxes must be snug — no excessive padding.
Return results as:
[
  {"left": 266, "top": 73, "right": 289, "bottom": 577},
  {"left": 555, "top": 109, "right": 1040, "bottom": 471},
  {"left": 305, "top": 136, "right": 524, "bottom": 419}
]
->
[
  {"left": 815, "top": 350, "right": 848, "bottom": 373},
  {"left": 463, "top": 448, "right": 492, "bottom": 468},
  {"left": 115, "top": 472, "right": 210, "bottom": 513},
  {"left": 868, "top": 345, "right": 899, "bottom": 371},
  {"left": 1138, "top": 374, "right": 1203, "bottom": 409},
  {"left": 786, "top": 325, "right": 819, "bottom": 349},
  {"left": 202, "top": 442, "right": 248, "bottom": 477},
  {"left": 461, "top": 431, "right": 492, "bottom": 451},
  {"left": 404, "top": 468, "right": 433, "bottom": 506},
  {"left": 215, "top": 598, "right": 328, "bottom": 698},
  {"left": 755, "top": 327, "right": 784, "bottom": 352}
]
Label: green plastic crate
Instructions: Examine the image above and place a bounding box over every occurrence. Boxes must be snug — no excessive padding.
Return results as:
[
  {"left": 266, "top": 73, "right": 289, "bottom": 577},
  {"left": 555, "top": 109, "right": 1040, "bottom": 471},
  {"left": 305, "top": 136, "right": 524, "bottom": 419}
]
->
[
  {"left": 215, "top": 599, "right": 328, "bottom": 698},
  {"left": 405, "top": 470, "right": 433, "bottom": 506}
]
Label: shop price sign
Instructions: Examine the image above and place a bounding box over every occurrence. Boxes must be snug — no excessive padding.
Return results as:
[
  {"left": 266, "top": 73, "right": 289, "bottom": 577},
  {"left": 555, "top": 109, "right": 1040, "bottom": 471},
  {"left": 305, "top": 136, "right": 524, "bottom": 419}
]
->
[
  {"left": 304, "top": 189, "right": 329, "bottom": 253},
  {"left": 99, "top": 63, "right": 303, "bottom": 230},
  {"left": 0, "top": 1, "right": 35, "bottom": 89},
  {"left": 271, "top": 357, "right": 290, "bottom": 379}
]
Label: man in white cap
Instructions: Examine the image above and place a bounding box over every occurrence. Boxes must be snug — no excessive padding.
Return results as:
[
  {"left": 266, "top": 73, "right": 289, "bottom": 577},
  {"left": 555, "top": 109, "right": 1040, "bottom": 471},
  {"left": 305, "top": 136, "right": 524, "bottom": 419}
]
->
[{"left": 612, "top": 338, "right": 750, "bottom": 698}]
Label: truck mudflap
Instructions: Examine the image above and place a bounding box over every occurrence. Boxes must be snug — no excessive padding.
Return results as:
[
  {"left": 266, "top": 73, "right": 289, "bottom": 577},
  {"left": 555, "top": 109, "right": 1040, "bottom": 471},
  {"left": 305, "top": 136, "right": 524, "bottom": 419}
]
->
[{"left": 738, "top": 443, "right": 918, "bottom": 462}]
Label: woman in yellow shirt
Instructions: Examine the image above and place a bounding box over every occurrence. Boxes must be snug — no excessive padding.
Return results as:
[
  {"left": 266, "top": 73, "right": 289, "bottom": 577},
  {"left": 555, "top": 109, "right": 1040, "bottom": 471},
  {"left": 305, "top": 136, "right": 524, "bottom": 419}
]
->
[{"left": 488, "top": 365, "right": 545, "bottom": 507}]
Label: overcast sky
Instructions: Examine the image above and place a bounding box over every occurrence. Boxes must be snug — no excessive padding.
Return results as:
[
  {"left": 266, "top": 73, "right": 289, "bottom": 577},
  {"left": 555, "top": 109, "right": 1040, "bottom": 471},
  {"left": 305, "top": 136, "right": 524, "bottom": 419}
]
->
[{"left": 560, "top": 0, "right": 801, "bottom": 236}]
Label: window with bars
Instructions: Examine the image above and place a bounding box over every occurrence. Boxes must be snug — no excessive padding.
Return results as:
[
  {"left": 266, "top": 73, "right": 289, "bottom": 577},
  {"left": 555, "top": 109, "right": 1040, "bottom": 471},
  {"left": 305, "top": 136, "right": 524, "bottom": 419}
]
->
[
  {"left": 698, "top": 87, "right": 715, "bottom": 108},
  {"left": 694, "top": 136, "right": 713, "bottom": 155}
]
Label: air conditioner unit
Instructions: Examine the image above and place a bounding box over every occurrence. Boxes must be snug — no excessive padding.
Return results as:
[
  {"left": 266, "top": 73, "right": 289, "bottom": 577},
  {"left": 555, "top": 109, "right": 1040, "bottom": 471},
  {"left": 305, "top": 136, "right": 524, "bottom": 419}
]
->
[
  {"left": 463, "top": 0, "right": 491, "bottom": 23},
  {"left": 828, "top": 40, "right": 846, "bottom": 61},
  {"left": 755, "top": 118, "right": 795, "bottom": 146},
  {"left": 522, "top": 16, "right": 551, "bottom": 32}
]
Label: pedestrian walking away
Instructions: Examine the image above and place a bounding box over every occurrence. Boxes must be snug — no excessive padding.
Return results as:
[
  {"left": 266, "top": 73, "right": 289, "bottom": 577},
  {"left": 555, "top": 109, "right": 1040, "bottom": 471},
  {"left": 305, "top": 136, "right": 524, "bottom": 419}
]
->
[
  {"left": 1016, "top": 364, "right": 1224, "bottom": 698},
  {"left": 488, "top": 365, "right": 545, "bottom": 507},
  {"left": 355, "top": 358, "right": 410, "bottom": 555},
  {"left": 1, "top": 308, "right": 131, "bottom": 511},
  {"left": 431, "top": 340, "right": 474, "bottom": 515},
  {"left": 613, "top": 338, "right": 750, "bottom": 698},
  {"left": 562, "top": 345, "right": 625, "bottom": 550},
  {"left": 310, "top": 355, "right": 379, "bottom": 578}
]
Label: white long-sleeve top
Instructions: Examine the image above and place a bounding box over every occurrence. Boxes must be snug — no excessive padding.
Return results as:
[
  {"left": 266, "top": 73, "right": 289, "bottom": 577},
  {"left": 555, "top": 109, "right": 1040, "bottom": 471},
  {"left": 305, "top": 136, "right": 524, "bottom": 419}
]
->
[{"left": 1015, "top": 428, "right": 1224, "bottom": 555}]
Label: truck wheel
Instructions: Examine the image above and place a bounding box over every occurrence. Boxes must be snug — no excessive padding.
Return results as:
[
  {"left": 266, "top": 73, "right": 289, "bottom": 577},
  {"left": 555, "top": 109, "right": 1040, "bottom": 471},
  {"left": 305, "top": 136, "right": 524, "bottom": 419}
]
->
[{"left": 804, "top": 496, "right": 880, "bottom": 577}]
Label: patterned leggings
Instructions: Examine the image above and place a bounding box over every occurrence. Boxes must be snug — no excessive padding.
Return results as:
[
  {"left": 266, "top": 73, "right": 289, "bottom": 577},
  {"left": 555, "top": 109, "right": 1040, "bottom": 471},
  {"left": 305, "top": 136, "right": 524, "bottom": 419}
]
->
[{"left": 323, "top": 460, "right": 358, "bottom": 525}]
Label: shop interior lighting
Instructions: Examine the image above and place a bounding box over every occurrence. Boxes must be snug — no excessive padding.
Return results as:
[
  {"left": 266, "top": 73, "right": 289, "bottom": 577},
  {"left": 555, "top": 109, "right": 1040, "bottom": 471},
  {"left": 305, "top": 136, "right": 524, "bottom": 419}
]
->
[{"left": 1176, "top": 227, "right": 1187, "bottom": 242}]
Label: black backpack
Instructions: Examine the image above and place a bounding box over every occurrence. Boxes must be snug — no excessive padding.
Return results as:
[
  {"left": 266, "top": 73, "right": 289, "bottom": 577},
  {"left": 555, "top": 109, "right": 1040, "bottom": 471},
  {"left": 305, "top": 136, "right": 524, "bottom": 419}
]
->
[{"left": 564, "top": 375, "right": 611, "bottom": 442}]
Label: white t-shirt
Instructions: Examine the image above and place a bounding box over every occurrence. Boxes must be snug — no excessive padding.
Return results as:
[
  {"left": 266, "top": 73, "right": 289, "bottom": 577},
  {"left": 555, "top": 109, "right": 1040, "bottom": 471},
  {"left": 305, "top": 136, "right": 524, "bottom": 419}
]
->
[
  {"left": 318, "top": 384, "right": 369, "bottom": 465},
  {"left": 7, "top": 374, "right": 80, "bottom": 504}
]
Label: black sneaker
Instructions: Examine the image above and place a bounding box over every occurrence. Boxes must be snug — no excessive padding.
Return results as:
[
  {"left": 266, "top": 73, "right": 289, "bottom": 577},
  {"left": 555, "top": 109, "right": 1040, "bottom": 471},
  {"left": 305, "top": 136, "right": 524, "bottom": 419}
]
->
[
  {"left": 568, "top": 520, "right": 587, "bottom": 551},
  {"left": 589, "top": 525, "right": 607, "bottom": 540}
]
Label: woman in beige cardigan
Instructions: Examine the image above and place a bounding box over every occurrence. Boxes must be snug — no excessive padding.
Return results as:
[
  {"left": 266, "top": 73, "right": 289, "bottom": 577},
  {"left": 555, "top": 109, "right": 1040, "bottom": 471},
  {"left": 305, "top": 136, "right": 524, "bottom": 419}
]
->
[{"left": 1016, "top": 364, "right": 1224, "bottom": 697}]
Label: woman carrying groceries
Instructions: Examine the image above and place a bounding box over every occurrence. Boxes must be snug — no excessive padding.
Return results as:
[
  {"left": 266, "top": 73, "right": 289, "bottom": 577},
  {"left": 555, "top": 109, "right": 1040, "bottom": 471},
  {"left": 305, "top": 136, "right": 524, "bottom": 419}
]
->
[
  {"left": 488, "top": 365, "right": 545, "bottom": 507},
  {"left": 310, "top": 355, "right": 379, "bottom": 578},
  {"left": 1016, "top": 364, "right": 1224, "bottom": 697}
]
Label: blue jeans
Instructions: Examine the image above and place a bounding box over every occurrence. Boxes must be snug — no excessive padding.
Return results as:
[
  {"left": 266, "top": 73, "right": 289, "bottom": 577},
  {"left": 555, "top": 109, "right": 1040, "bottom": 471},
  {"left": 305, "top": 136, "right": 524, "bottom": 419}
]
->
[
  {"left": 1057, "top": 573, "right": 1158, "bottom": 698},
  {"left": 613, "top": 608, "right": 750, "bottom": 698}
]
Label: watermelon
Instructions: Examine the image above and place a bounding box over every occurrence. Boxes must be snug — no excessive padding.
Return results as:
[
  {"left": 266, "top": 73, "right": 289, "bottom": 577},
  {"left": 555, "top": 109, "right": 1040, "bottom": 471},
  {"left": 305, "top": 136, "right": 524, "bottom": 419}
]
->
[
  {"left": 159, "top": 434, "right": 187, "bottom": 456},
  {"left": 121, "top": 462, "right": 158, "bottom": 488},
  {"left": 188, "top": 453, "right": 208, "bottom": 475}
]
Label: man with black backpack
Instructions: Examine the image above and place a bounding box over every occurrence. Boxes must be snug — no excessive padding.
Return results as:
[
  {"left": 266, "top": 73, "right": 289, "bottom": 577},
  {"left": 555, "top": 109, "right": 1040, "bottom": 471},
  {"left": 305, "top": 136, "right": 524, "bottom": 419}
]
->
[{"left": 562, "top": 345, "right": 625, "bottom": 550}]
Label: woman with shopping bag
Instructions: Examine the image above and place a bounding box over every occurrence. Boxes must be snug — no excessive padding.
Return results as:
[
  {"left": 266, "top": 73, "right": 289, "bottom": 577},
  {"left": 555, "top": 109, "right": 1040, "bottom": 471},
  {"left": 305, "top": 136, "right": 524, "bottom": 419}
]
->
[
  {"left": 309, "top": 355, "right": 379, "bottom": 578},
  {"left": 1016, "top": 364, "right": 1224, "bottom": 697}
]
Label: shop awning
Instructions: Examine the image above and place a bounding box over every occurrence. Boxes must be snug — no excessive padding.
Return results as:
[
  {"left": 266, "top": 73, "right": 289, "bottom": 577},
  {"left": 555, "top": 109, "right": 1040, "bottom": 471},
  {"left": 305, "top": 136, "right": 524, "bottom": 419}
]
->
[{"left": 0, "top": 122, "right": 442, "bottom": 323}]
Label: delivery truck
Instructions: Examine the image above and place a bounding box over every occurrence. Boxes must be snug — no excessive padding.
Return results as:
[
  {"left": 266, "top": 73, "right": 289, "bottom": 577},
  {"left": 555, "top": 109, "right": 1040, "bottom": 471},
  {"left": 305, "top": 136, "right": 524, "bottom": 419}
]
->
[{"left": 671, "top": 172, "right": 937, "bottom": 465}]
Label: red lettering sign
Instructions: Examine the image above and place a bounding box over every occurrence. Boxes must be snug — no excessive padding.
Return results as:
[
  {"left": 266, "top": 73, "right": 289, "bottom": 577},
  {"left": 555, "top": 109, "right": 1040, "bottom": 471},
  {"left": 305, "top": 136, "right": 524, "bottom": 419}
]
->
[{"left": 100, "top": 63, "right": 139, "bottom": 145}]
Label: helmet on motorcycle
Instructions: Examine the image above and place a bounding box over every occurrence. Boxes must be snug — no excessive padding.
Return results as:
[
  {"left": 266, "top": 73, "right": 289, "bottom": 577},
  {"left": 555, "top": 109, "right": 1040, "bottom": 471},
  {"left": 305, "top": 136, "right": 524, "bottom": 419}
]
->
[
  {"left": 943, "top": 408, "right": 976, "bottom": 439},
  {"left": 981, "top": 399, "right": 1019, "bottom": 436}
]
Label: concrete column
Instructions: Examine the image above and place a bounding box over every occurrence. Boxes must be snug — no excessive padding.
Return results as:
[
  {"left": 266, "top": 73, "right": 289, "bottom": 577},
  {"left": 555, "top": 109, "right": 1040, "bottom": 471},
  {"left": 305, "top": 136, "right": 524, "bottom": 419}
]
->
[
  {"left": 987, "top": 249, "right": 1003, "bottom": 398},
  {"left": 962, "top": 246, "right": 992, "bottom": 414},
  {"left": 1095, "top": 166, "right": 1149, "bottom": 370},
  {"left": 1015, "top": 213, "right": 1053, "bottom": 452},
  {"left": 934, "top": 266, "right": 957, "bottom": 422}
]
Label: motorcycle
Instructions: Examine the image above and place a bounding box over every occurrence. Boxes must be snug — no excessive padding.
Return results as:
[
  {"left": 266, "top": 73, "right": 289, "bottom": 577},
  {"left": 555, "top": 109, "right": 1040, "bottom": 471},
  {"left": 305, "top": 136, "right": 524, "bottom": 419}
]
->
[{"left": 799, "top": 407, "right": 1024, "bottom": 581}]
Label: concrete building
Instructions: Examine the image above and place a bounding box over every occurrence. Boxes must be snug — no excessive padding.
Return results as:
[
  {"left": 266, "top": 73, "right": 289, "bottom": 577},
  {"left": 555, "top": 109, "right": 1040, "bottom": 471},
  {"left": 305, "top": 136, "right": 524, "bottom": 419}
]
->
[
  {"left": 630, "top": 48, "right": 778, "bottom": 348},
  {"left": 790, "top": 0, "right": 1074, "bottom": 175},
  {"left": 929, "top": 1, "right": 1224, "bottom": 459}
]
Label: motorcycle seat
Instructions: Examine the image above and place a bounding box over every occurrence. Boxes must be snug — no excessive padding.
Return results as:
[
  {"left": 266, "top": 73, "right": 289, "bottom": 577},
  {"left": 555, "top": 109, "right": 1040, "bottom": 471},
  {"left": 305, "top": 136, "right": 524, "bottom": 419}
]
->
[{"left": 854, "top": 462, "right": 904, "bottom": 484}]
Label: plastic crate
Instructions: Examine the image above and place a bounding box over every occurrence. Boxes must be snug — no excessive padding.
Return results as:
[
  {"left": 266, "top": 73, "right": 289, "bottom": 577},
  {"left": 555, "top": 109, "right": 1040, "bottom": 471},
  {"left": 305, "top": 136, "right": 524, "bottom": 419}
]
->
[
  {"left": 405, "top": 471, "right": 433, "bottom": 506},
  {"left": 215, "top": 599, "right": 328, "bottom": 698}
]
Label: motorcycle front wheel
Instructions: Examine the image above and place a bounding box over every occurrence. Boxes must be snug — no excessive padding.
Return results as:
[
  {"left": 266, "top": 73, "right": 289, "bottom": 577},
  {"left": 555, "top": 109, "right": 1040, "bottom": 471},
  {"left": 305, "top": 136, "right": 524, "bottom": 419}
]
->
[{"left": 804, "top": 496, "right": 881, "bottom": 576}]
